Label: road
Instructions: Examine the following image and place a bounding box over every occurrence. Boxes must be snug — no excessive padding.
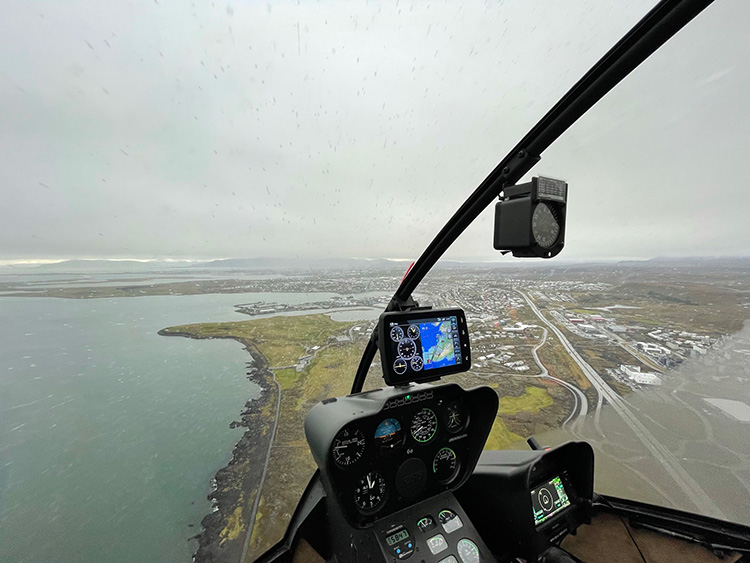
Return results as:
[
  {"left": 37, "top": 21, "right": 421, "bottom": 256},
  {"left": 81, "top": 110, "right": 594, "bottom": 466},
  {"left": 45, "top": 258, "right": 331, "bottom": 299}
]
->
[
  {"left": 517, "top": 290, "right": 726, "bottom": 520},
  {"left": 238, "top": 333, "right": 354, "bottom": 563},
  {"left": 528, "top": 327, "right": 589, "bottom": 430},
  {"left": 239, "top": 368, "right": 282, "bottom": 563}
]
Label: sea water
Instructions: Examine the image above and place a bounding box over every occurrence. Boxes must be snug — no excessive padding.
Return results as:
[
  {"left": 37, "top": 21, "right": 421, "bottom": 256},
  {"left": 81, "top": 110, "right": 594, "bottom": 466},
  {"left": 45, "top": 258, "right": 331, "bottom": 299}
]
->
[{"left": 0, "top": 292, "right": 337, "bottom": 563}]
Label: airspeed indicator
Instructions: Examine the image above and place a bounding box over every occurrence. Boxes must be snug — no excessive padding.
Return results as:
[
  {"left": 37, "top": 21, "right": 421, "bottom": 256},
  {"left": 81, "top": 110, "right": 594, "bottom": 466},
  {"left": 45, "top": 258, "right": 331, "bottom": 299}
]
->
[
  {"left": 390, "top": 326, "right": 404, "bottom": 342},
  {"left": 410, "top": 408, "right": 437, "bottom": 444}
]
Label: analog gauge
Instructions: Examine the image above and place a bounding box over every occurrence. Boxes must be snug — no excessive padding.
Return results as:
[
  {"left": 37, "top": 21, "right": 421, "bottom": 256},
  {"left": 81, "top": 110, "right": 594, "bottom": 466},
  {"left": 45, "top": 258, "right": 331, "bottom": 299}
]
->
[
  {"left": 438, "top": 509, "right": 463, "bottom": 533},
  {"left": 410, "top": 356, "right": 424, "bottom": 371},
  {"left": 397, "top": 338, "right": 417, "bottom": 360},
  {"left": 374, "top": 417, "right": 403, "bottom": 453},
  {"left": 406, "top": 324, "right": 421, "bottom": 340},
  {"left": 331, "top": 427, "right": 366, "bottom": 468},
  {"left": 393, "top": 358, "right": 408, "bottom": 375},
  {"left": 390, "top": 325, "right": 404, "bottom": 342},
  {"left": 531, "top": 202, "right": 561, "bottom": 249},
  {"left": 457, "top": 539, "right": 480, "bottom": 563},
  {"left": 353, "top": 471, "right": 387, "bottom": 514},
  {"left": 445, "top": 401, "right": 465, "bottom": 433},
  {"left": 410, "top": 408, "right": 438, "bottom": 444},
  {"left": 432, "top": 447, "right": 459, "bottom": 483}
]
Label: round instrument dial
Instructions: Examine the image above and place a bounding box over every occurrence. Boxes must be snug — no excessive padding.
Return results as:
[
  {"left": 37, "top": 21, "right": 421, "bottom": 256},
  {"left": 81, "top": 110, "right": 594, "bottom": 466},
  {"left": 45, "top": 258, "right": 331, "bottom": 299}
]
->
[
  {"left": 393, "top": 358, "right": 408, "bottom": 375},
  {"left": 410, "top": 356, "right": 424, "bottom": 371},
  {"left": 397, "top": 338, "right": 417, "bottom": 360},
  {"left": 390, "top": 325, "right": 404, "bottom": 342},
  {"left": 406, "top": 324, "right": 421, "bottom": 340},
  {"left": 331, "top": 427, "right": 366, "bottom": 468},
  {"left": 374, "top": 417, "right": 403, "bottom": 453},
  {"left": 354, "top": 471, "right": 387, "bottom": 513},
  {"left": 433, "top": 447, "right": 459, "bottom": 483},
  {"left": 445, "top": 400, "right": 465, "bottom": 433},
  {"left": 531, "top": 202, "right": 561, "bottom": 249},
  {"left": 457, "top": 539, "right": 480, "bottom": 563},
  {"left": 410, "top": 408, "right": 438, "bottom": 444}
]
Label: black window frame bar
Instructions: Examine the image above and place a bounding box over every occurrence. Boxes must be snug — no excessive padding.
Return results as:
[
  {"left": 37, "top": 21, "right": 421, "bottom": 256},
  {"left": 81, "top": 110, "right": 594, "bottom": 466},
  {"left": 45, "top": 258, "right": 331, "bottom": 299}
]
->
[{"left": 351, "top": 0, "right": 715, "bottom": 394}]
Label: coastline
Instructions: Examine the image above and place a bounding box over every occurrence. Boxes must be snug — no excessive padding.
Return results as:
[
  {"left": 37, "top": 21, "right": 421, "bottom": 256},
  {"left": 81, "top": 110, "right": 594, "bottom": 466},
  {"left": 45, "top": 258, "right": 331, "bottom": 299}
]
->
[{"left": 157, "top": 329, "right": 278, "bottom": 562}]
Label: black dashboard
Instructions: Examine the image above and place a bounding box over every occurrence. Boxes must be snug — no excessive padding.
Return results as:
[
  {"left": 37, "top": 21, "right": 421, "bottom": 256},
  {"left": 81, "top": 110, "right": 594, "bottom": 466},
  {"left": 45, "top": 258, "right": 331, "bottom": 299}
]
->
[
  {"left": 304, "top": 383, "right": 498, "bottom": 528},
  {"left": 303, "top": 382, "right": 594, "bottom": 562}
]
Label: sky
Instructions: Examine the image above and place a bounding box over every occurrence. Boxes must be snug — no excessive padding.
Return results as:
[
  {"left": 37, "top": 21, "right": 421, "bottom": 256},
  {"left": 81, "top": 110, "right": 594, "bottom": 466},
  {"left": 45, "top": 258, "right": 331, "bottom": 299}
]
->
[{"left": 0, "top": 0, "right": 748, "bottom": 264}]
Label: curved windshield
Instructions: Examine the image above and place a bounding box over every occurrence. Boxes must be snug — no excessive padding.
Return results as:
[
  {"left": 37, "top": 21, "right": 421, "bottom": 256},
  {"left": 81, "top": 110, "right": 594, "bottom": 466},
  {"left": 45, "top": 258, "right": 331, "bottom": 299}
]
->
[{"left": 2, "top": 2, "right": 747, "bottom": 563}]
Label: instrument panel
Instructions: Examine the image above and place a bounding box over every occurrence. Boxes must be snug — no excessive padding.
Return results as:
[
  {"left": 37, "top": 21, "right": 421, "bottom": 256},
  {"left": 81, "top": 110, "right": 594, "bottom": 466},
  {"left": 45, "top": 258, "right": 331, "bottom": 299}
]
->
[{"left": 305, "top": 383, "right": 498, "bottom": 527}]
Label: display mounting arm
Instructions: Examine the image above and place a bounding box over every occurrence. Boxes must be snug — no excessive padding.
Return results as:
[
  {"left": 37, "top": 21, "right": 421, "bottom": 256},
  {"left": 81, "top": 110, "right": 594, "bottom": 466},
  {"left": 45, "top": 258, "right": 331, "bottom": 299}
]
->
[{"left": 351, "top": 0, "right": 714, "bottom": 394}]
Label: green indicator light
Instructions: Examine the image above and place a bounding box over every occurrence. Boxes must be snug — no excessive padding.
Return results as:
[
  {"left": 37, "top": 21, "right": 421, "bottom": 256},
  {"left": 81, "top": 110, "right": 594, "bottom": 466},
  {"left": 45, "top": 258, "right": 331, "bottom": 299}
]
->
[{"left": 406, "top": 395, "right": 411, "bottom": 400}]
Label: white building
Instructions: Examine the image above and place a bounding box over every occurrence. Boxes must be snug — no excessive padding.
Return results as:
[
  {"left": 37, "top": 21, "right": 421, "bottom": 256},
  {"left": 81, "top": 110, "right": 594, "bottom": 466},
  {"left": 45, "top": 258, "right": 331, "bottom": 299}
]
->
[{"left": 621, "top": 364, "right": 662, "bottom": 386}]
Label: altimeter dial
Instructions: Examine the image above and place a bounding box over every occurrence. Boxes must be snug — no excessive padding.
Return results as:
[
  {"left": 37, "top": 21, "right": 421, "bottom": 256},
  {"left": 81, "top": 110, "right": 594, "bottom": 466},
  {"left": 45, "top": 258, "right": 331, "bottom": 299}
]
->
[
  {"left": 397, "top": 338, "right": 417, "bottom": 360},
  {"left": 331, "top": 427, "right": 366, "bottom": 467}
]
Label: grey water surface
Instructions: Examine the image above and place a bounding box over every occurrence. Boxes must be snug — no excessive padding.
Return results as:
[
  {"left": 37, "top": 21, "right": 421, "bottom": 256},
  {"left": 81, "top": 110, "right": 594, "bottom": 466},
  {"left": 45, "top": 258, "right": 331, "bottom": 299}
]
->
[{"left": 0, "top": 292, "right": 335, "bottom": 563}]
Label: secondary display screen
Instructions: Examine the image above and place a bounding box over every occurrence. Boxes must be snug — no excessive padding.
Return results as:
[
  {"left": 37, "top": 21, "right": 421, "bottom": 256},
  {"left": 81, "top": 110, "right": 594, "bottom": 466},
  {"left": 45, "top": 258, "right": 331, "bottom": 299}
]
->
[
  {"left": 531, "top": 475, "right": 571, "bottom": 526},
  {"left": 385, "top": 529, "right": 409, "bottom": 546},
  {"left": 378, "top": 308, "right": 471, "bottom": 386}
]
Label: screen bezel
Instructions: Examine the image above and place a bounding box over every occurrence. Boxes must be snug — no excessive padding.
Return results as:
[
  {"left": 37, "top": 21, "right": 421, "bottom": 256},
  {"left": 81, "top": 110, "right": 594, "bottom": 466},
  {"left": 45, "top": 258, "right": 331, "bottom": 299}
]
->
[{"left": 378, "top": 308, "right": 471, "bottom": 386}]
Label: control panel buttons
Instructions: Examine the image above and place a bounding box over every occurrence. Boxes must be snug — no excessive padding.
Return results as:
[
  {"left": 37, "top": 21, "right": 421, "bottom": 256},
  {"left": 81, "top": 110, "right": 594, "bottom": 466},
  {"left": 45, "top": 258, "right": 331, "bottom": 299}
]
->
[
  {"left": 427, "top": 533, "right": 448, "bottom": 555},
  {"left": 416, "top": 515, "right": 436, "bottom": 533},
  {"left": 438, "top": 509, "right": 463, "bottom": 533}
]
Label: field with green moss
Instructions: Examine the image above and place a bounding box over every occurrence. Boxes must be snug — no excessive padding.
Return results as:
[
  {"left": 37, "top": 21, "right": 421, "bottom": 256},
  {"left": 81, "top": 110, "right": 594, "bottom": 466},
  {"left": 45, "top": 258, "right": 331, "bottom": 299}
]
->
[{"left": 162, "top": 311, "right": 574, "bottom": 561}]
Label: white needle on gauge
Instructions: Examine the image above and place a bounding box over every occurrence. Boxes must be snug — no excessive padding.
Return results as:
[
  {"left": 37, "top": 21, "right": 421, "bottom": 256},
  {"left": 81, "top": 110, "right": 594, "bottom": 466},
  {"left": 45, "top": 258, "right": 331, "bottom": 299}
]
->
[{"left": 367, "top": 474, "right": 373, "bottom": 489}]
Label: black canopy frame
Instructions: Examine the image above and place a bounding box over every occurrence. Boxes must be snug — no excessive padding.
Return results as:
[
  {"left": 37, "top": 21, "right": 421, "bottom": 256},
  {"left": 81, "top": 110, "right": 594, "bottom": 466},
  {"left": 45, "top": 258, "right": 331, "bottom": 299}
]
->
[{"left": 351, "top": 0, "right": 715, "bottom": 394}]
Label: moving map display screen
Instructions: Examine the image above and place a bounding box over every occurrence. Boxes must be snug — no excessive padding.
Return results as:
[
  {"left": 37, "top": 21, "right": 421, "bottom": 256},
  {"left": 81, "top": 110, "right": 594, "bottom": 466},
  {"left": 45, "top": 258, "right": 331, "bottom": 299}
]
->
[{"left": 378, "top": 308, "right": 471, "bottom": 386}]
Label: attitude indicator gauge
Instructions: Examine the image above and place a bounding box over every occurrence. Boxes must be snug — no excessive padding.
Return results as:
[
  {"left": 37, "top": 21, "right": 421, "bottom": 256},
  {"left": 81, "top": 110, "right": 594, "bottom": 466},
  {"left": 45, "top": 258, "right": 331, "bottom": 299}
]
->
[
  {"left": 393, "top": 358, "right": 408, "bottom": 375},
  {"left": 375, "top": 417, "right": 403, "bottom": 453}
]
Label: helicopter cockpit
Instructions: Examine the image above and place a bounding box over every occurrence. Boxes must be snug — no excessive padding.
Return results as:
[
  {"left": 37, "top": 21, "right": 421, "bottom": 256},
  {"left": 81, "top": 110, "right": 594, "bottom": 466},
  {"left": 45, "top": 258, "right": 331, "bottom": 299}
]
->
[
  {"left": 305, "top": 334, "right": 593, "bottom": 563},
  {"left": 251, "top": 1, "right": 750, "bottom": 562},
  {"left": 303, "top": 305, "right": 596, "bottom": 563}
]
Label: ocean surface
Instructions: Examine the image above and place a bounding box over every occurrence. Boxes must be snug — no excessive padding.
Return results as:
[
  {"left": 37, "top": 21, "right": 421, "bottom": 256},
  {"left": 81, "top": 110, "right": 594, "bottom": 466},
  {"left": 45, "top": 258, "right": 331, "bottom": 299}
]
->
[{"left": 0, "top": 291, "right": 342, "bottom": 563}]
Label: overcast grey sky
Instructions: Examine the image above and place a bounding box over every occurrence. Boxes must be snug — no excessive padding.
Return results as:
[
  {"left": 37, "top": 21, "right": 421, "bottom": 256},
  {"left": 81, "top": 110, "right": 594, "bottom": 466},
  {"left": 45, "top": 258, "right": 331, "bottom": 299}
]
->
[{"left": 1, "top": 0, "right": 748, "bottom": 264}]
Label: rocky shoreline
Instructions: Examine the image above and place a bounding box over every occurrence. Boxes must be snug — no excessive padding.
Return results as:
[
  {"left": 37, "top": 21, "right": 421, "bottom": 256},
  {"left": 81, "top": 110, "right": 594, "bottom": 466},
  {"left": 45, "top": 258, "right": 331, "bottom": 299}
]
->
[{"left": 157, "top": 330, "right": 278, "bottom": 563}]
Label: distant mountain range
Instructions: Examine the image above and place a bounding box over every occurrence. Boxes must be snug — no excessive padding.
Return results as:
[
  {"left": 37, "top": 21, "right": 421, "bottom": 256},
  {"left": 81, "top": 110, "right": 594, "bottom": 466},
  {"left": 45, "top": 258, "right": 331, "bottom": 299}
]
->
[{"left": 2, "top": 255, "right": 749, "bottom": 274}]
